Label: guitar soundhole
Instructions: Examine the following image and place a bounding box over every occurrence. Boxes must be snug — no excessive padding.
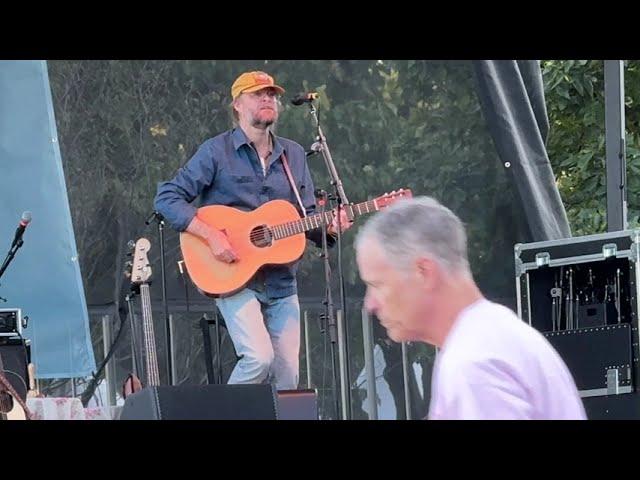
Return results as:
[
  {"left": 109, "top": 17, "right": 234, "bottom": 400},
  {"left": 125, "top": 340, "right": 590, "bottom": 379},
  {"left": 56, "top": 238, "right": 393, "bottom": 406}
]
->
[{"left": 250, "top": 225, "right": 273, "bottom": 248}]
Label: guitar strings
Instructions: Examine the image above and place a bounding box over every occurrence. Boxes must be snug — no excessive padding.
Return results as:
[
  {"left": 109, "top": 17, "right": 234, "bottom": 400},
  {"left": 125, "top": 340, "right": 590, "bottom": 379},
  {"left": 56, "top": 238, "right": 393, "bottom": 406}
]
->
[
  {"left": 141, "top": 284, "right": 160, "bottom": 386},
  {"left": 244, "top": 200, "right": 377, "bottom": 243},
  {"left": 247, "top": 211, "right": 338, "bottom": 242}
]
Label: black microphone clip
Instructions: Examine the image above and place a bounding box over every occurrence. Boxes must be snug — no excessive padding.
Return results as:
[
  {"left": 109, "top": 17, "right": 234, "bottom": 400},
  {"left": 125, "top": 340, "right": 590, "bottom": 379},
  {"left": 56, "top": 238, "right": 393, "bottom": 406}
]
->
[
  {"left": 305, "top": 141, "right": 323, "bottom": 157},
  {"left": 291, "top": 92, "right": 319, "bottom": 106},
  {"left": 145, "top": 211, "right": 164, "bottom": 225}
]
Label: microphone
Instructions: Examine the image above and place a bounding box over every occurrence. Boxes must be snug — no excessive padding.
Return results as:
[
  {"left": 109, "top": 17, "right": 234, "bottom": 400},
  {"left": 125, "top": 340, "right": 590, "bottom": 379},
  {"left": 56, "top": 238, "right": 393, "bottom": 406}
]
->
[
  {"left": 11, "top": 211, "right": 31, "bottom": 248},
  {"left": 291, "top": 92, "right": 318, "bottom": 106}
]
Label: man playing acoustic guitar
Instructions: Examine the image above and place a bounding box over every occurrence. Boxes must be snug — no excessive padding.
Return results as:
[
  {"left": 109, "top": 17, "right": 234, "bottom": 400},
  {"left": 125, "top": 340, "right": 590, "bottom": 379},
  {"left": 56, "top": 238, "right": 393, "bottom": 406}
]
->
[{"left": 154, "top": 71, "right": 352, "bottom": 390}]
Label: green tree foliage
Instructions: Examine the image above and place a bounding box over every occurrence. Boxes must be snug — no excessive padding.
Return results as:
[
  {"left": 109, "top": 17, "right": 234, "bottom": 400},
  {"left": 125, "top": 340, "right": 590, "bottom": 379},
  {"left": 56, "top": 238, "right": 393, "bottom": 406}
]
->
[{"left": 542, "top": 60, "right": 640, "bottom": 236}]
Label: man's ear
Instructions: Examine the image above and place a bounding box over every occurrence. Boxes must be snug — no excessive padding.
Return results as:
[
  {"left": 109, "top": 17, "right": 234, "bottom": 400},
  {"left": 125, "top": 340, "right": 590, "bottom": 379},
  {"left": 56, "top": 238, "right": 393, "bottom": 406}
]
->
[
  {"left": 232, "top": 98, "right": 241, "bottom": 115},
  {"left": 415, "top": 256, "right": 439, "bottom": 291}
]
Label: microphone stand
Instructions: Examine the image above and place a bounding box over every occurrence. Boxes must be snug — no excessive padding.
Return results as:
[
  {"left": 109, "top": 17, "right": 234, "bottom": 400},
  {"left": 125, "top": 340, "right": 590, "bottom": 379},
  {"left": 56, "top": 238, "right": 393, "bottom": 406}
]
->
[
  {"left": 0, "top": 238, "right": 26, "bottom": 282},
  {"left": 0, "top": 230, "right": 28, "bottom": 305},
  {"left": 145, "top": 210, "right": 173, "bottom": 386},
  {"left": 305, "top": 100, "right": 353, "bottom": 419},
  {"left": 316, "top": 189, "right": 341, "bottom": 420}
]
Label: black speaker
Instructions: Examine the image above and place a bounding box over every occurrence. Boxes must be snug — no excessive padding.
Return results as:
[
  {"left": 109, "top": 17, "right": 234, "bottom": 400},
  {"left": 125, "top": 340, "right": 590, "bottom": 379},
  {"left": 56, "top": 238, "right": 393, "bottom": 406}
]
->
[
  {"left": 276, "top": 389, "right": 318, "bottom": 420},
  {"left": 120, "top": 384, "right": 279, "bottom": 420},
  {"left": 0, "top": 339, "right": 29, "bottom": 401}
]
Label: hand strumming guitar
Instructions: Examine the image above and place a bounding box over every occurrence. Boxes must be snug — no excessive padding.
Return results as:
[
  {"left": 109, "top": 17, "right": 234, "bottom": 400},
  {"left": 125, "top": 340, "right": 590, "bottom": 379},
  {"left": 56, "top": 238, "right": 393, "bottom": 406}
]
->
[{"left": 187, "top": 216, "right": 239, "bottom": 264}]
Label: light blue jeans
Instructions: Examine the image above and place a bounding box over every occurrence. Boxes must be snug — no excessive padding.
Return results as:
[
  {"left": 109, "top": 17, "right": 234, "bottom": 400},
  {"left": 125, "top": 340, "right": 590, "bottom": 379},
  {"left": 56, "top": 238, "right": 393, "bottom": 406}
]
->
[{"left": 215, "top": 288, "right": 300, "bottom": 390}]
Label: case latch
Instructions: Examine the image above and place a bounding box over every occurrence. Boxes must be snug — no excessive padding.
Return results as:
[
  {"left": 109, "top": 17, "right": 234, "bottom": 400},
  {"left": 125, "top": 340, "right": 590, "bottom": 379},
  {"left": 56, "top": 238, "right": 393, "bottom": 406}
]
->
[
  {"left": 602, "top": 243, "right": 617, "bottom": 258},
  {"left": 535, "top": 252, "right": 550, "bottom": 267},
  {"left": 606, "top": 368, "right": 619, "bottom": 395}
]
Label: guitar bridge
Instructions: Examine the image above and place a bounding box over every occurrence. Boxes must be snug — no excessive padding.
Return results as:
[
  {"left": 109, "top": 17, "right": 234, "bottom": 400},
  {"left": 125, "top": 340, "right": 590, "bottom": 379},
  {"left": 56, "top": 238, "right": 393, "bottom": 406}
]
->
[{"left": 251, "top": 225, "right": 273, "bottom": 248}]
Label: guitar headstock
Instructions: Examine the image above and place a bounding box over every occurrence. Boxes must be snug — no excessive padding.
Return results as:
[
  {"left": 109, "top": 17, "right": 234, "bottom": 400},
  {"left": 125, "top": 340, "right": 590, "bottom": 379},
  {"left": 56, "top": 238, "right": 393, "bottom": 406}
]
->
[
  {"left": 374, "top": 188, "right": 413, "bottom": 209},
  {"left": 125, "top": 238, "right": 152, "bottom": 286}
]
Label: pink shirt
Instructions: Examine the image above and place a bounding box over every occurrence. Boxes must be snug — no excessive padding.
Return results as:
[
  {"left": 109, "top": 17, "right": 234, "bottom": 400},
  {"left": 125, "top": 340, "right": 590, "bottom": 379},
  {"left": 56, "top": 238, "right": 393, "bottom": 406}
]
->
[{"left": 428, "top": 299, "right": 587, "bottom": 420}]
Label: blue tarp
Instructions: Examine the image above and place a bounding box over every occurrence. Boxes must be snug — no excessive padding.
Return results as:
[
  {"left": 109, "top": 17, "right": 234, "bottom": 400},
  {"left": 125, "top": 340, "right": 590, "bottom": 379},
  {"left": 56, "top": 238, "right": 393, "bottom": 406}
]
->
[{"left": 0, "top": 60, "right": 96, "bottom": 378}]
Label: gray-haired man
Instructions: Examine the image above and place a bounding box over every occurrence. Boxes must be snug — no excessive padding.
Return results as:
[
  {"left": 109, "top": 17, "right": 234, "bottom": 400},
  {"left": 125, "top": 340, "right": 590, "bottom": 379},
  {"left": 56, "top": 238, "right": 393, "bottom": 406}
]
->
[{"left": 355, "top": 196, "right": 586, "bottom": 420}]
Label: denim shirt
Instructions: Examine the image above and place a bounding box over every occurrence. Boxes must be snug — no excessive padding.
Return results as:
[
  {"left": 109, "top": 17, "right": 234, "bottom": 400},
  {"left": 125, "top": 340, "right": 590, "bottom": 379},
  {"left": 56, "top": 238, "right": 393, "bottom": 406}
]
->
[{"left": 154, "top": 127, "right": 332, "bottom": 298}]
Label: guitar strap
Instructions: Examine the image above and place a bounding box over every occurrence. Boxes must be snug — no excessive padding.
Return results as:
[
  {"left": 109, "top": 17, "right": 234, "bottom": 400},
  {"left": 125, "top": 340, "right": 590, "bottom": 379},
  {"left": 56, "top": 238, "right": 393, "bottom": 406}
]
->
[{"left": 281, "top": 152, "right": 307, "bottom": 218}]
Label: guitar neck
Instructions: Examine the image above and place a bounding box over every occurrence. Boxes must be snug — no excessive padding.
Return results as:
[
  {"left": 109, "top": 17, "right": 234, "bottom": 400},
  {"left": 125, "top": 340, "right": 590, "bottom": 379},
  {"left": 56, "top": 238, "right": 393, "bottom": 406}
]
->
[
  {"left": 271, "top": 199, "right": 380, "bottom": 240},
  {"left": 140, "top": 284, "right": 161, "bottom": 387}
]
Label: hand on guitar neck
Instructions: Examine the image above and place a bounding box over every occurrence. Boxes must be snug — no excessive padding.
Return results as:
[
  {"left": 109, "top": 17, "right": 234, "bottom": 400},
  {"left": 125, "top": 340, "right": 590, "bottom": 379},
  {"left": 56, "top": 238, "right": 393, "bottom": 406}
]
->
[
  {"left": 327, "top": 206, "right": 354, "bottom": 236},
  {"left": 188, "top": 216, "right": 239, "bottom": 264}
]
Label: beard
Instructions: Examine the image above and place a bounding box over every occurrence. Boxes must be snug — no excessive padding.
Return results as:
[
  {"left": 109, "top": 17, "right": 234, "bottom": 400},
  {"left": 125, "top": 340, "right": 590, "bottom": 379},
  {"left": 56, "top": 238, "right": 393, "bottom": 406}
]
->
[
  {"left": 252, "top": 117, "right": 275, "bottom": 129},
  {"left": 251, "top": 108, "right": 277, "bottom": 129}
]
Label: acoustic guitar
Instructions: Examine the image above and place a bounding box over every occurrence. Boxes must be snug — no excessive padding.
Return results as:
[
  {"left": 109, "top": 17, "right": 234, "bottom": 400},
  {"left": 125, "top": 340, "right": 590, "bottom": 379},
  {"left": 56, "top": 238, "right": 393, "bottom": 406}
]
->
[{"left": 180, "top": 189, "right": 412, "bottom": 297}]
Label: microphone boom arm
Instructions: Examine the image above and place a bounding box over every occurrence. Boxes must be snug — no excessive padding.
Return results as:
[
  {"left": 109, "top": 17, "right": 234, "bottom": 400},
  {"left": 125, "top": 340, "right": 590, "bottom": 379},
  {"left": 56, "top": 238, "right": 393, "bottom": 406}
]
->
[{"left": 307, "top": 103, "right": 350, "bottom": 208}]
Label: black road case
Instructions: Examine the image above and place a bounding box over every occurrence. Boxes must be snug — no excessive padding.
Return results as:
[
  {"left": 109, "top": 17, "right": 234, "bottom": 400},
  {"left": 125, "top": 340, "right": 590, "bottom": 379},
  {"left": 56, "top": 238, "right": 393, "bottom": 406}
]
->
[{"left": 515, "top": 230, "right": 640, "bottom": 418}]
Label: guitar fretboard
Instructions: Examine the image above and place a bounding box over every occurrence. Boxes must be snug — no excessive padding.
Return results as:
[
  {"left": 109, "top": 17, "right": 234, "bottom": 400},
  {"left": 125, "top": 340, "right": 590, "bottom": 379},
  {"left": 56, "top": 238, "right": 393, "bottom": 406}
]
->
[
  {"left": 140, "top": 284, "right": 160, "bottom": 387},
  {"left": 271, "top": 199, "right": 379, "bottom": 240}
]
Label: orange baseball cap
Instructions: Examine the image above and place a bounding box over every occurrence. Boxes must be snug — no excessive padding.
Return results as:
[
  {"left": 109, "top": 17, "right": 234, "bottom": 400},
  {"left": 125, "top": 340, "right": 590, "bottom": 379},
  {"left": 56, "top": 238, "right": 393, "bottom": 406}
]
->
[{"left": 231, "top": 71, "right": 285, "bottom": 100}]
